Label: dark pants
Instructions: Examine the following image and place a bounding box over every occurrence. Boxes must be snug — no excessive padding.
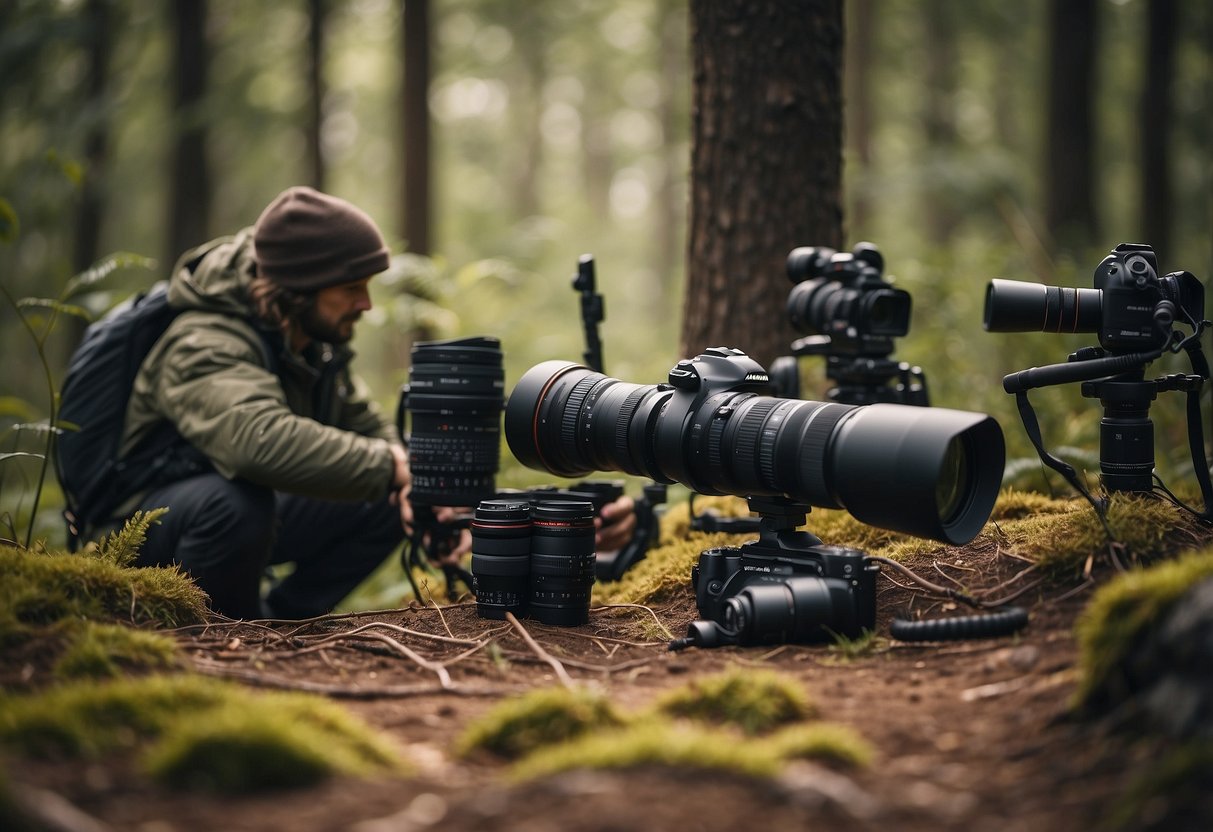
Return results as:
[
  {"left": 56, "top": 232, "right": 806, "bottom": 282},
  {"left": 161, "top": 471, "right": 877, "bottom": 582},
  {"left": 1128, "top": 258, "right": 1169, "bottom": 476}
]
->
[{"left": 131, "top": 473, "right": 405, "bottom": 620}]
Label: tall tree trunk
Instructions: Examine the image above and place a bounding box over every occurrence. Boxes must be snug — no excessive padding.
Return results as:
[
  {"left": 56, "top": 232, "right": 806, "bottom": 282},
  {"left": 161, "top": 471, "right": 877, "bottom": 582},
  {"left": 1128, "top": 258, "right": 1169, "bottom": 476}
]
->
[
  {"left": 306, "top": 0, "right": 327, "bottom": 192},
  {"left": 401, "top": 0, "right": 431, "bottom": 255},
  {"left": 922, "top": 0, "right": 959, "bottom": 244},
  {"left": 844, "top": 0, "right": 874, "bottom": 238},
  {"left": 168, "top": 0, "right": 211, "bottom": 266},
  {"left": 1044, "top": 0, "right": 1098, "bottom": 254},
  {"left": 653, "top": 0, "right": 688, "bottom": 310},
  {"left": 1141, "top": 0, "right": 1176, "bottom": 258},
  {"left": 73, "top": 0, "right": 110, "bottom": 278},
  {"left": 682, "top": 0, "right": 843, "bottom": 369}
]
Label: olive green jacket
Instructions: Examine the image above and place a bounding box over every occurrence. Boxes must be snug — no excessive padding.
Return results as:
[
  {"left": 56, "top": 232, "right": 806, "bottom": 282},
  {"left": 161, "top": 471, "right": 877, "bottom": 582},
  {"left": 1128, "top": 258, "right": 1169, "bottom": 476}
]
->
[{"left": 120, "top": 228, "right": 398, "bottom": 503}]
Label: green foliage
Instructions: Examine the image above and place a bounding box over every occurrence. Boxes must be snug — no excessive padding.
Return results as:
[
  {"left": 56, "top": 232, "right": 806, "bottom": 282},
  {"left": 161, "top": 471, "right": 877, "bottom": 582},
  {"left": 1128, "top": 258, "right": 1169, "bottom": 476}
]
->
[
  {"left": 998, "top": 493, "right": 1198, "bottom": 579},
  {"left": 826, "top": 629, "right": 883, "bottom": 662},
  {"left": 0, "top": 675, "right": 406, "bottom": 793},
  {"left": 92, "top": 508, "right": 168, "bottom": 568},
  {"left": 52, "top": 621, "right": 178, "bottom": 680},
  {"left": 457, "top": 687, "right": 626, "bottom": 759},
  {"left": 0, "top": 541, "right": 208, "bottom": 641},
  {"left": 1073, "top": 547, "right": 1213, "bottom": 711},
  {"left": 652, "top": 668, "right": 814, "bottom": 736}
]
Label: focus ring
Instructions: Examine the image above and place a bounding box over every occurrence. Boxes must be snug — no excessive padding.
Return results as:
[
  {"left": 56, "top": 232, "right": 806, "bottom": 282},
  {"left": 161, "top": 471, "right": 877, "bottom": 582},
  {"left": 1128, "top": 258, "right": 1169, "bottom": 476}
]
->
[{"left": 560, "top": 376, "right": 601, "bottom": 452}]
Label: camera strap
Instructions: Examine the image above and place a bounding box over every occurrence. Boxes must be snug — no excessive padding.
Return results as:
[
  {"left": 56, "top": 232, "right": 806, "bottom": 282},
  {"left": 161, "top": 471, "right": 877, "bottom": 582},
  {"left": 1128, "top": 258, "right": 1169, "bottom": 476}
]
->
[
  {"left": 1013, "top": 390, "right": 1115, "bottom": 538},
  {"left": 1181, "top": 381, "right": 1213, "bottom": 521}
]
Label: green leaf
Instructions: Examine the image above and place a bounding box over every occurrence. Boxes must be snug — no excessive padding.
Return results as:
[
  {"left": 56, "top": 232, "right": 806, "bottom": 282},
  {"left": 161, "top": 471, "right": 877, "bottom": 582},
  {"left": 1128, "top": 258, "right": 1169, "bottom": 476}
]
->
[
  {"left": 0, "top": 197, "right": 18, "bottom": 243},
  {"left": 16, "top": 297, "right": 92, "bottom": 321},
  {"left": 63, "top": 252, "right": 157, "bottom": 298}
]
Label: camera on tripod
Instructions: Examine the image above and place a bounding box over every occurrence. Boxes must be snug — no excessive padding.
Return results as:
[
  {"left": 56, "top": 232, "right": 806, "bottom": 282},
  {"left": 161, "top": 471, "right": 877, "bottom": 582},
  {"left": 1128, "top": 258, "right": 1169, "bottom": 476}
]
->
[
  {"left": 985, "top": 243, "right": 1211, "bottom": 514},
  {"left": 505, "top": 346, "right": 1006, "bottom": 646},
  {"left": 770, "top": 242, "right": 928, "bottom": 406}
]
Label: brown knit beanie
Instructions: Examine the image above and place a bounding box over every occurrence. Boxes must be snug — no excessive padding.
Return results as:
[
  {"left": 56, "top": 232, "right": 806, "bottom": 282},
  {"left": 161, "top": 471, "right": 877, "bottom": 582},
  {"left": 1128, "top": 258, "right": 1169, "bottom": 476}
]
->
[{"left": 253, "top": 186, "right": 391, "bottom": 292}]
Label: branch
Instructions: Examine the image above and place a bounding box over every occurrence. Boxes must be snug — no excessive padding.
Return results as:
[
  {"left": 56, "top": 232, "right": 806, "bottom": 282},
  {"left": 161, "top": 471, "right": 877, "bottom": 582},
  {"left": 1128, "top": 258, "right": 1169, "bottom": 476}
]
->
[{"left": 505, "top": 612, "right": 576, "bottom": 689}]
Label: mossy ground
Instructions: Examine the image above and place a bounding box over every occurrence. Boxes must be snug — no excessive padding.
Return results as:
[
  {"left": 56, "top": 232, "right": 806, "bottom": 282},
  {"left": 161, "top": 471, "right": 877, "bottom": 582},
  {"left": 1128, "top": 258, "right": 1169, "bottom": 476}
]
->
[
  {"left": 1073, "top": 545, "right": 1213, "bottom": 711},
  {"left": 459, "top": 668, "right": 869, "bottom": 783},
  {"left": 0, "top": 513, "right": 408, "bottom": 795},
  {"left": 0, "top": 675, "right": 407, "bottom": 792}
]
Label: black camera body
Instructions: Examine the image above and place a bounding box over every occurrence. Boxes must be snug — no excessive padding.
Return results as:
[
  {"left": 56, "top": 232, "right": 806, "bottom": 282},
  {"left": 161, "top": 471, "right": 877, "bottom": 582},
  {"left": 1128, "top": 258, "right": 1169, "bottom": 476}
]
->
[
  {"left": 773, "top": 242, "right": 927, "bottom": 406},
  {"left": 786, "top": 241, "right": 912, "bottom": 345},
  {"left": 692, "top": 536, "right": 878, "bottom": 645},
  {"left": 985, "top": 242, "right": 1205, "bottom": 355}
]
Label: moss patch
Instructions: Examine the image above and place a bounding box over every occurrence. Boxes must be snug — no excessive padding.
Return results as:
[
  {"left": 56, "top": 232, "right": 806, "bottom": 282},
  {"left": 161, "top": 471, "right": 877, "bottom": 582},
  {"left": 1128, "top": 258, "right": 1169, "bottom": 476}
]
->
[
  {"left": 52, "top": 620, "right": 178, "bottom": 680},
  {"left": 1073, "top": 546, "right": 1213, "bottom": 711},
  {"left": 764, "top": 722, "right": 874, "bottom": 768},
  {"left": 0, "top": 513, "right": 207, "bottom": 689},
  {"left": 0, "top": 542, "right": 208, "bottom": 641},
  {"left": 996, "top": 493, "right": 1196, "bottom": 579},
  {"left": 0, "top": 675, "right": 405, "bottom": 792},
  {"left": 458, "top": 687, "right": 626, "bottom": 759},
  {"left": 652, "top": 667, "right": 814, "bottom": 735},
  {"left": 510, "top": 721, "right": 781, "bottom": 782}
]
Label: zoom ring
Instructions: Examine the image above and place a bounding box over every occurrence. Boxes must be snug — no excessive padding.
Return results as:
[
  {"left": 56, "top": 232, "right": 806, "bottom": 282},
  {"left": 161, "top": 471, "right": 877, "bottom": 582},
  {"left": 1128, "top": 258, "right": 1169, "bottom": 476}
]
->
[
  {"left": 796, "top": 404, "right": 851, "bottom": 506},
  {"left": 734, "top": 399, "right": 779, "bottom": 484}
]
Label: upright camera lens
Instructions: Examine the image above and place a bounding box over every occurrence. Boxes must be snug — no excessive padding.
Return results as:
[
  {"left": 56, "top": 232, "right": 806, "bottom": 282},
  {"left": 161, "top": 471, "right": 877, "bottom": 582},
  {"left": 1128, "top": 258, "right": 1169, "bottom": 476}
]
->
[
  {"left": 529, "top": 500, "right": 596, "bottom": 626},
  {"left": 402, "top": 336, "right": 504, "bottom": 505},
  {"left": 471, "top": 499, "right": 532, "bottom": 620}
]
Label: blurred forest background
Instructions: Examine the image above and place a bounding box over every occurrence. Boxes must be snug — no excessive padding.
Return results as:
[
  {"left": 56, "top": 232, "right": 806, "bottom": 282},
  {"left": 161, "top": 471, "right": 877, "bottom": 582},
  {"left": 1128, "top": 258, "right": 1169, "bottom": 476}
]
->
[{"left": 1, "top": 0, "right": 1210, "bottom": 544}]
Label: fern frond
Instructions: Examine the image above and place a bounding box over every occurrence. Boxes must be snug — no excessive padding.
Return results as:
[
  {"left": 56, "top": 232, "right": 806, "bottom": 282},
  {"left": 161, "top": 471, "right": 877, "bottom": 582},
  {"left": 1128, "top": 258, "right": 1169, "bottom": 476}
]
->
[{"left": 95, "top": 508, "right": 169, "bottom": 567}]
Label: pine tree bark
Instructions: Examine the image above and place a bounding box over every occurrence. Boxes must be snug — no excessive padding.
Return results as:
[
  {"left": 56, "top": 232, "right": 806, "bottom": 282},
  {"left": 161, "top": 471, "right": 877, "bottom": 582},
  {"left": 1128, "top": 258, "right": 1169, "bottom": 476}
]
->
[{"left": 682, "top": 0, "right": 843, "bottom": 369}]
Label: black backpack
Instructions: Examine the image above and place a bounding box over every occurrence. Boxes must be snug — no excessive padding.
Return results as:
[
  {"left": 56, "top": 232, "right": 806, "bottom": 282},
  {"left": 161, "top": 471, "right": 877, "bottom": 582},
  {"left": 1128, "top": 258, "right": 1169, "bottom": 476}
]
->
[{"left": 56, "top": 282, "right": 210, "bottom": 543}]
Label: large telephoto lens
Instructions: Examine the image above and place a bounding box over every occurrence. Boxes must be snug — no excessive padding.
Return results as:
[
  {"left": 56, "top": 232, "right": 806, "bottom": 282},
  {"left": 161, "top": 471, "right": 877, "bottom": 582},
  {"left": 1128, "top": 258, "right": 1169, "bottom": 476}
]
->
[
  {"left": 505, "top": 350, "right": 1005, "bottom": 545},
  {"left": 403, "top": 336, "right": 504, "bottom": 505},
  {"left": 529, "top": 500, "right": 596, "bottom": 626},
  {"left": 471, "top": 499, "right": 532, "bottom": 620},
  {"left": 984, "top": 279, "right": 1102, "bottom": 334}
]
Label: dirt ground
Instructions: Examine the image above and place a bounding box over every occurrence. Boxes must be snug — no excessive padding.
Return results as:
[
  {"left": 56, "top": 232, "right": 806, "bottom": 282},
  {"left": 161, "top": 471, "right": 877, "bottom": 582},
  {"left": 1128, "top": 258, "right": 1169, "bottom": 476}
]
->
[{"left": 6, "top": 528, "right": 1210, "bottom": 832}]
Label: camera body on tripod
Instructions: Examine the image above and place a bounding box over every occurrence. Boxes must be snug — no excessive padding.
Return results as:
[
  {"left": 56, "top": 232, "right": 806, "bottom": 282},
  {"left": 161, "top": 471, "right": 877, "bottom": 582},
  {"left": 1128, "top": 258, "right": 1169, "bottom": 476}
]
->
[{"left": 692, "top": 539, "right": 878, "bottom": 646}]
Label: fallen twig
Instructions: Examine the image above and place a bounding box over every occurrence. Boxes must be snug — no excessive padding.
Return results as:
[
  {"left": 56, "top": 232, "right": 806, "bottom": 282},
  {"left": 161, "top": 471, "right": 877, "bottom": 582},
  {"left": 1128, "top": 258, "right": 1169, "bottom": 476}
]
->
[
  {"left": 189, "top": 658, "right": 515, "bottom": 698},
  {"left": 505, "top": 612, "right": 576, "bottom": 689},
  {"left": 591, "top": 603, "right": 676, "bottom": 640}
]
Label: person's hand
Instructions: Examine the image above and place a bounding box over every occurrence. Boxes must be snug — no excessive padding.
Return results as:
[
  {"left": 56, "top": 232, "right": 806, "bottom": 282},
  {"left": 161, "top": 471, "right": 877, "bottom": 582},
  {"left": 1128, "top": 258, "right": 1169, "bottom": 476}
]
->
[
  {"left": 429, "top": 506, "right": 473, "bottom": 565},
  {"left": 595, "top": 494, "right": 636, "bottom": 552},
  {"left": 387, "top": 444, "right": 413, "bottom": 526}
]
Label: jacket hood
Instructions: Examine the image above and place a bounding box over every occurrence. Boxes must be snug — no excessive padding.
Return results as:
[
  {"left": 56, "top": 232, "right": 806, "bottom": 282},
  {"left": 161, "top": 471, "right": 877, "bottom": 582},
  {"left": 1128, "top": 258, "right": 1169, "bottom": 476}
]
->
[{"left": 167, "top": 227, "right": 259, "bottom": 317}]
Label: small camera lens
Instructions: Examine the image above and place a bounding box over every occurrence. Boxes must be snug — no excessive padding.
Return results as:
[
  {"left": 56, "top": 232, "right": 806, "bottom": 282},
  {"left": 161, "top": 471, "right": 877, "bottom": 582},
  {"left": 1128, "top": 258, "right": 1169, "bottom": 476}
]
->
[
  {"left": 471, "top": 499, "right": 532, "bottom": 620},
  {"left": 529, "top": 500, "right": 596, "bottom": 626}
]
